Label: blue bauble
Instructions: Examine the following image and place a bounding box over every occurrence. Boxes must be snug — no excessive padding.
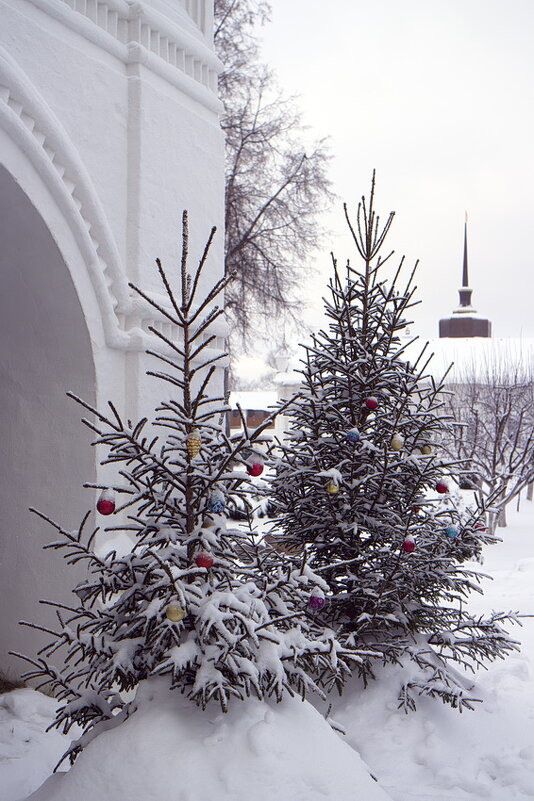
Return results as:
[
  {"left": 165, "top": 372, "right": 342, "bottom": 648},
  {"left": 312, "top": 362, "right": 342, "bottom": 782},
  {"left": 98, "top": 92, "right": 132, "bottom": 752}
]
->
[
  {"left": 445, "top": 525, "right": 458, "bottom": 539},
  {"left": 346, "top": 428, "right": 361, "bottom": 444},
  {"left": 208, "top": 495, "right": 225, "bottom": 514}
]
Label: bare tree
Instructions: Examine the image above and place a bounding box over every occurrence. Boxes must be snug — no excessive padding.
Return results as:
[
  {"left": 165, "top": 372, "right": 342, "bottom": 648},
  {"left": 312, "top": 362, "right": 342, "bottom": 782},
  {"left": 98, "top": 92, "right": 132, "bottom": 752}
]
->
[
  {"left": 214, "top": 0, "right": 334, "bottom": 351},
  {"left": 444, "top": 348, "right": 534, "bottom": 532}
]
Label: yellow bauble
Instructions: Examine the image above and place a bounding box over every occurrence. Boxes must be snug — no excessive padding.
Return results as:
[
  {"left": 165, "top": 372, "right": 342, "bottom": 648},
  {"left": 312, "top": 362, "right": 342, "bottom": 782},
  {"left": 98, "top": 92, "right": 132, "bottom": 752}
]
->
[
  {"left": 186, "top": 429, "right": 201, "bottom": 458},
  {"left": 421, "top": 443, "right": 432, "bottom": 455},
  {"left": 326, "top": 481, "right": 339, "bottom": 495},
  {"left": 390, "top": 433, "right": 404, "bottom": 451},
  {"left": 166, "top": 602, "right": 185, "bottom": 622}
]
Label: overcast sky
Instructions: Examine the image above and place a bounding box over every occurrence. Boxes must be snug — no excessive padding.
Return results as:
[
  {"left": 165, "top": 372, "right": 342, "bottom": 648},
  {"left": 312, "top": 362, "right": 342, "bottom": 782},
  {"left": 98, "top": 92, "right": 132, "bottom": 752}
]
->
[{"left": 259, "top": 0, "right": 534, "bottom": 341}]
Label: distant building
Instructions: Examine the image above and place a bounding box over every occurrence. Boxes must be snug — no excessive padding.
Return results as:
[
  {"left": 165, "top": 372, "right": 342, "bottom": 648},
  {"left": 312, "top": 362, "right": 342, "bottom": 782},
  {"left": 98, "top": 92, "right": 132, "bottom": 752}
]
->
[
  {"left": 229, "top": 391, "right": 277, "bottom": 432},
  {"left": 439, "top": 221, "right": 492, "bottom": 338},
  {"left": 231, "top": 218, "right": 531, "bottom": 442}
]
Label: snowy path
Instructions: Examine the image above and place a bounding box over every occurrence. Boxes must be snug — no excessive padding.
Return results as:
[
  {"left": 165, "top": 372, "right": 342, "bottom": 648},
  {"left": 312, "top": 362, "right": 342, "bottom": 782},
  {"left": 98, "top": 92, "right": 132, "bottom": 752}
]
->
[{"left": 1, "top": 502, "right": 534, "bottom": 801}]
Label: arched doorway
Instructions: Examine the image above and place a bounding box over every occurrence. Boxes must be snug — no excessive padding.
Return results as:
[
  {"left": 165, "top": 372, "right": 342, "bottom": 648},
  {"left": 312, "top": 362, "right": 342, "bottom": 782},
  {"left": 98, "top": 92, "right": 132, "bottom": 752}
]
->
[{"left": 0, "top": 166, "right": 96, "bottom": 679}]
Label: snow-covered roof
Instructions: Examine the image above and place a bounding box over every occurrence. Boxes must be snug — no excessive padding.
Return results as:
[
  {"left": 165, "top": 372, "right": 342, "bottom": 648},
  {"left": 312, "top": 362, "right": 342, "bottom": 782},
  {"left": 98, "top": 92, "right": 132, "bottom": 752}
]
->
[
  {"left": 234, "top": 338, "right": 534, "bottom": 413},
  {"left": 406, "top": 337, "right": 534, "bottom": 382},
  {"left": 273, "top": 370, "right": 301, "bottom": 388},
  {"left": 229, "top": 391, "right": 278, "bottom": 410}
]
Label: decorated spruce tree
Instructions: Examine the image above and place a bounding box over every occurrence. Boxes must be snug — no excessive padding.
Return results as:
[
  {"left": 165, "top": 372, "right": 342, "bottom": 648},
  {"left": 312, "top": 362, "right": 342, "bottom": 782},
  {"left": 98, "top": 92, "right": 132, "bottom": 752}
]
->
[
  {"left": 269, "top": 177, "right": 519, "bottom": 710},
  {"left": 16, "top": 213, "right": 362, "bottom": 764}
]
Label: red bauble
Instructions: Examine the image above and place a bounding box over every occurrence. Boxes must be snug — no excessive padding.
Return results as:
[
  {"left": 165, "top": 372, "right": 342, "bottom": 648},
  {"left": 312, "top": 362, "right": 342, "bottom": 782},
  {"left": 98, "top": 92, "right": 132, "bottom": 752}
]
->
[
  {"left": 247, "top": 462, "right": 264, "bottom": 477},
  {"left": 435, "top": 480, "right": 449, "bottom": 494},
  {"left": 365, "top": 396, "right": 378, "bottom": 410},
  {"left": 402, "top": 537, "right": 416, "bottom": 553},
  {"left": 195, "top": 552, "right": 214, "bottom": 569},
  {"left": 96, "top": 490, "right": 115, "bottom": 515}
]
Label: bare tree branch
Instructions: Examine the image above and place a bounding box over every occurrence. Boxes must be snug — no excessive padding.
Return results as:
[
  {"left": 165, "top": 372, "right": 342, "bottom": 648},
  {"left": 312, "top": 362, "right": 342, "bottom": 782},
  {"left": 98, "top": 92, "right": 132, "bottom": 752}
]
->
[
  {"left": 443, "top": 347, "right": 534, "bottom": 531},
  {"left": 214, "top": 0, "right": 334, "bottom": 354}
]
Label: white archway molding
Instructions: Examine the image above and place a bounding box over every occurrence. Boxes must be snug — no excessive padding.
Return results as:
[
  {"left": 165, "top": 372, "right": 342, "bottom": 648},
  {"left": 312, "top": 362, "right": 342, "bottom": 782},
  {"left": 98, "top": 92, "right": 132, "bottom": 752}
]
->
[
  {"left": 0, "top": 135, "right": 110, "bottom": 355},
  {"left": 0, "top": 45, "right": 227, "bottom": 364},
  {"left": 0, "top": 45, "right": 131, "bottom": 349}
]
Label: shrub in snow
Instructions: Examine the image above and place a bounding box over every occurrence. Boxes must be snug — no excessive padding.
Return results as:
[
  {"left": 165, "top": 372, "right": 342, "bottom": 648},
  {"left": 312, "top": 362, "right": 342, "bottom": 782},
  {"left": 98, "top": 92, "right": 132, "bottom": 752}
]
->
[
  {"left": 269, "top": 177, "right": 520, "bottom": 711},
  {"left": 15, "top": 214, "right": 363, "bottom": 765}
]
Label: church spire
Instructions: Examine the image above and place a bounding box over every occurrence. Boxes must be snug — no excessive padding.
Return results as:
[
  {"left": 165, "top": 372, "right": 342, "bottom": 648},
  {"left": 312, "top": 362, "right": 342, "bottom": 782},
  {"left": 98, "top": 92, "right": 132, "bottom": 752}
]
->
[
  {"left": 438, "top": 214, "right": 492, "bottom": 338},
  {"left": 458, "top": 215, "right": 473, "bottom": 307}
]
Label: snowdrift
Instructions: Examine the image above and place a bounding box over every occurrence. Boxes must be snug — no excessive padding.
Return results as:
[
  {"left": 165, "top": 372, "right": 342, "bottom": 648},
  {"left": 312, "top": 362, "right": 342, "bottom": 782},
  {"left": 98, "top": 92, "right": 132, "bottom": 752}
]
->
[{"left": 26, "top": 678, "right": 392, "bottom": 801}]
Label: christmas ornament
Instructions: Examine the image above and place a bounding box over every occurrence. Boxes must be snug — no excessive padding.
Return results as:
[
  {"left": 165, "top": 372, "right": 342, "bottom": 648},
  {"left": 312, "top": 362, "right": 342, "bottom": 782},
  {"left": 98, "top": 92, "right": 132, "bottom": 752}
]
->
[
  {"left": 166, "top": 601, "right": 185, "bottom": 622},
  {"left": 326, "top": 480, "right": 339, "bottom": 495},
  {"left": 186, "top": 429, "right": 201, "bottom": 458},
  {"left": 402, "top": 535, "right": 415, "bottom": 553},
  {"left": 390, "top": 433, "right": 404, "bottom": 451},
  {"left": 421, "top": 443, "right": 432, "bottom": 455},
  {"left": 365, "top": 396, "right": 378, "bottom": 410},
  {"left": 247, "top": 462, "right": 264, "bottom": 477},
  {"left": 195, "top": 552, "right": 214, "bottom": 569},
  {"left": 445, "top": 525, "right": 458, "bottom": 538},
  {"left": 346, "top": 427, "right": 361, "bottom": 444},
  {"left": 207, "top": 491, "right": 225, "bottom": 514},
  {"left": 96, "top": 489, "right": 115, "bottom": 515},
  {"left": 435, "top": 480, "right": 449, "bottom": 494},
  {"left": 308, "top": 593, "right": 325, "bottom": 611}
]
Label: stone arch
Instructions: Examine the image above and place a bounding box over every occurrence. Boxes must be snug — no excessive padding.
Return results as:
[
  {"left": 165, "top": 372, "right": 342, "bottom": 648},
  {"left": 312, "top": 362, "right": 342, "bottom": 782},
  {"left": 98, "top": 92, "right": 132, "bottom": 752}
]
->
[
  {"left": 0, "top": 45, "right": 131, "bottom": 349},
  {"left": 0, "top": 163, "right": 97, "bottom": 679}
]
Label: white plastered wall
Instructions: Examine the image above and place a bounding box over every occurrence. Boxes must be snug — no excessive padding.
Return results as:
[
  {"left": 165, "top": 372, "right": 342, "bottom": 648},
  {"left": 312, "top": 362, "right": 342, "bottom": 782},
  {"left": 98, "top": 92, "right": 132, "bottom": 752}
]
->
[{"left": 0, "top": 0, "right": 225, "bottom": 676}]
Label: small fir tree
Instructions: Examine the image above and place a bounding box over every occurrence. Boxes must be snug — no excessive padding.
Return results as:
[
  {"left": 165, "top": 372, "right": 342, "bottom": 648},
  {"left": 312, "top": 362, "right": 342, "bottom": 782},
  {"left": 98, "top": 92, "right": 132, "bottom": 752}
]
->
[
  {"left": 269, "top": 177, "right": 520, "bottom": 710},
  {"left": 15, "top": 213, "right": 363, "bottom": 764}
]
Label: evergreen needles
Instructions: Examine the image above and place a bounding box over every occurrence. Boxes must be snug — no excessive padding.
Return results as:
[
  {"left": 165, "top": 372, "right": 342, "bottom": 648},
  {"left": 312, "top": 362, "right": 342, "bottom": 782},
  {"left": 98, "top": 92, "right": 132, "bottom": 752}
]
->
[
  {"left": 269, "top": 177, "right": 520, "bottom": 711},
  {"left": 15, "top": 213, "right": 362, "bottom": 766}
]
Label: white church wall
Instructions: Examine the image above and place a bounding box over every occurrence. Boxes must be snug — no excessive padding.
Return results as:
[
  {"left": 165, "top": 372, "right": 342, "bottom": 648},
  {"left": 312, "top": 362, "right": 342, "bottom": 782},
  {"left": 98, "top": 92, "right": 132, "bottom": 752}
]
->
[{"left": 0, "top": 0, "right": 224, "bottom": 676}]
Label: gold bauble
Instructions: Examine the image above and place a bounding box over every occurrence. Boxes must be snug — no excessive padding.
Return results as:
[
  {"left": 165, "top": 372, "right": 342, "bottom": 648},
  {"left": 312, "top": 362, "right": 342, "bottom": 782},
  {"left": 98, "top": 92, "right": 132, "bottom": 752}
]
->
[
  {"left": 326, "top": 481, "right": 339, "bottom": 495},
  {"left": 390, "top": 433, "right": 404, "bottom": 451},
  {"left": 186, "top": 429, "right": 201, "bottom": 458},
  {"left": 166, "top": 602, "right": 185, "bottom": 622},
  {"left": 421, "top": 443, "right": 432, "bottom": 455}
]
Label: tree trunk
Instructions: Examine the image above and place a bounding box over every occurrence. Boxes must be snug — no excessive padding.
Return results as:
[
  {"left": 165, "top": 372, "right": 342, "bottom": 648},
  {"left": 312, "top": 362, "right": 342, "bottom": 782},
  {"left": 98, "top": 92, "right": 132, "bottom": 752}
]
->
[
  {"left": 528, "top": 482, "right": 533, "bottom": 502},
  {"left": 497, "top": 504, "right": 507, "bottom": 528}
]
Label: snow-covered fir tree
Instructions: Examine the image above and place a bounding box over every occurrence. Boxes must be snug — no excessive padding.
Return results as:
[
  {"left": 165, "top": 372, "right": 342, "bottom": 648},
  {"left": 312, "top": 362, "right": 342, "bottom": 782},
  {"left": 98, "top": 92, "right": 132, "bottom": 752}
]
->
[
  {"left": 269, "top": 177, "right": 520, "bottom": 710},
  {"left": 16, "top": 213, "right": 363, "bottom": 764}
]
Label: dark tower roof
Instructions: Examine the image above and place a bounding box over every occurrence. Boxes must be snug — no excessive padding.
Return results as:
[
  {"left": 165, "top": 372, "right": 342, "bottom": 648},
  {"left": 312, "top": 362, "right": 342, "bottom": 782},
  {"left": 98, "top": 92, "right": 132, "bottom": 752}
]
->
[
  {"left": 439, "top": 217, "right": 492, "bottom": 338},
  {"left": 458, "top": 221, "right": 472, "bottom": 308}
]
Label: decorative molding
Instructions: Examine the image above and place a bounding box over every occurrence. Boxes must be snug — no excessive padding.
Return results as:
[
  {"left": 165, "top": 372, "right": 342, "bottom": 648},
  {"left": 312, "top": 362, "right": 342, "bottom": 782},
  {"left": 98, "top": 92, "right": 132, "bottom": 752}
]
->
[
  {"left": 0, "top": 46, "right": 130, "bottom": 348},
  {"left": 0, "top": 47, "right": 226, "bottom": 361},
  {"left": 27, "top": 0, "right": 222, "bottom": 111},
  {"left": 179, "top": 0, "right": 213, "bottom": 38}
]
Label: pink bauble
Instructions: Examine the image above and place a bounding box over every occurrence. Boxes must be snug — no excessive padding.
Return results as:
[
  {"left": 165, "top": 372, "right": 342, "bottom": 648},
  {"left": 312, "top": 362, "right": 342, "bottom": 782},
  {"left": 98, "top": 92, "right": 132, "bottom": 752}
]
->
[
  {"left": 308, "top": 595, "right": 325, "bottom": 611},
  {"left": 97, "top": 491, "right": 115, "bottom": 515},
  {"left": 365, "top": 396, "right": 378, "bottom": 410},
  {"left": 435, "top": 481, "right": 449, "bottom": 494},
  {"left": 247, "top": 462, "right": 264, "bottom": 477},
  {"left": 402, "top": 537, "right": 415, "bottom": 553},
  {"left": 195, "top": 552, "right": 214, "bottom": 569}
]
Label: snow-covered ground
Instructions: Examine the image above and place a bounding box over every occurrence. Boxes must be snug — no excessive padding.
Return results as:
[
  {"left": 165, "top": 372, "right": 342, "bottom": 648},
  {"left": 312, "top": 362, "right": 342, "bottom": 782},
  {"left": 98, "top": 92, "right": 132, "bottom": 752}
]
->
[
  {"left": 1, "top": 501, "right": 534, "bottom": 801},
  {"left": 332, "top": 500, "right": 534, "bottom": 801}
]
